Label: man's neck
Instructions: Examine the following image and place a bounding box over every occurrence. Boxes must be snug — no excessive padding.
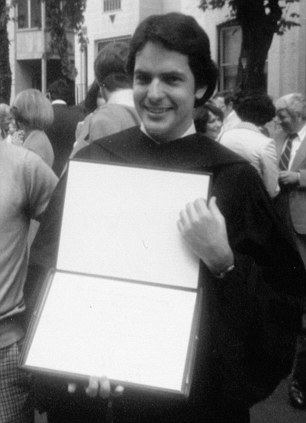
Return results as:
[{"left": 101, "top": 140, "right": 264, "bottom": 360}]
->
[{"left": 140, "top": 122, "right": 196, "bottom": 144}]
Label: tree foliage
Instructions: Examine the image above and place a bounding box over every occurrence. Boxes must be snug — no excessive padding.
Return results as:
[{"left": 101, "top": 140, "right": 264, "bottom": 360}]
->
[
  {"left": 198, "top": 0, "right": 300, "bottom": 90},
  {"left": 199, "top": 0, "right": 300, "bottom": 34},
  {"left": 45, "top": 0, "right": 87, "bottom": 79}
]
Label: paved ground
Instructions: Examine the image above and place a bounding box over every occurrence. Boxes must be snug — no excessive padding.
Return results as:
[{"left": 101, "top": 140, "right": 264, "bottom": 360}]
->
[
  {"left": 35, "top": 379, "right": 306, "bottom": 422},
  {"left": 251, "top": 378, "right": 306, "bottom": 423}
]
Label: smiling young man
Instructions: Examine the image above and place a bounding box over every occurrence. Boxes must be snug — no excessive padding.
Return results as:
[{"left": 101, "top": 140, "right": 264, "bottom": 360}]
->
[
  {"left": 132, "top": 42, "right": 206, "bottom": 142},
  {"left": 27, "top": 13, "right": 306, "bottom": 423}
]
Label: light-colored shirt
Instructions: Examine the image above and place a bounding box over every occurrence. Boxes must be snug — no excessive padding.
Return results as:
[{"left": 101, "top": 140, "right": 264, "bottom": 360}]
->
[
  {"left": 218, "top": 110, "right": 241, "bottom": 141},
  {"left": 107, "top": 89, "right": 135, "bottom": 108},
  {"left": 52, "top": 99, "right": 67, "bottom": 106},
  {"left": 71, "top": 89, "right": 140, "bottom": 158},
  {"left": 220, "top": 122, "right": 279, "bottom": 197},
  {"left": 23, "top": 129, "right": 54, "bottom": 168},
  {"left": 0, "top": 142, "right": 58, "bottom": 346}
]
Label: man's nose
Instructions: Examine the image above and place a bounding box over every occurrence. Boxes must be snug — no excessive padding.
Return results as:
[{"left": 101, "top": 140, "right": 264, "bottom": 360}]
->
[{"left": 147, "top": 79, "right": 163, "bottom": 101}]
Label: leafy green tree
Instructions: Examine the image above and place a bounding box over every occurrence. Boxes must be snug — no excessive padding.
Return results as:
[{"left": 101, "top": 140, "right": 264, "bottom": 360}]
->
[{"left": 199, "top": 0, "right": 300, "bottom": 90}]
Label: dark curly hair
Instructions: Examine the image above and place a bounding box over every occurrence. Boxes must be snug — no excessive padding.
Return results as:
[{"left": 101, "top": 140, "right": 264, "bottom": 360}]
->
[{"left": 234, "top": 91, "right": 276, "bottom": 126}]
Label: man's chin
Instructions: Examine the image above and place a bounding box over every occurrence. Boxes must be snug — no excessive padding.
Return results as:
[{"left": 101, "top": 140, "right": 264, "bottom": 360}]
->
[{"left": 144, "top": 121, "right": 167, "bottom": 138}]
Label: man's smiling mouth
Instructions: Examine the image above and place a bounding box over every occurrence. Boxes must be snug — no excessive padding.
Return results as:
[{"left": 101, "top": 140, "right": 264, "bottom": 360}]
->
[{"left": 145, "top": 106, "right": 172, "bottom": 114}]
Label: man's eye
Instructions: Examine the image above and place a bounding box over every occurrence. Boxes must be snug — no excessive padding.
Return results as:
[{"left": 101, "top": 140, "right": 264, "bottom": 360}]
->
[
  {"left": 164, "top": 75, "right": 180, "bottom": 85},
  {"left": 135, "top": 74, "right": 150, "bottom": 84}
]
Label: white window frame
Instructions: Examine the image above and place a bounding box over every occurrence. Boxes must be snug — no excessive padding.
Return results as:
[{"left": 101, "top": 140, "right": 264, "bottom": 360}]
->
[
  {"left": 218, "top": 23, "right": 242, "bottom": 91},
  {"left": 17, "top": 0, "right": 41, "bottom": 30},
  {"left": 218, "top": 22, "right": 268, "bottom": 91}
]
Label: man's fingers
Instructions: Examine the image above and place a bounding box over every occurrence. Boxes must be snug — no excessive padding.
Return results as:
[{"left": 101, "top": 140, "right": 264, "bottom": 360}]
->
[
  {"left": 85, "top": 376, "right": 100, "bottom": 397},
  {"left": 98, "top": 376, "right": 111, "bottom": 399},
  {"left": 68, "top": 383, "right": 77, "bottom": 394},
  {"left": 208, "top": 196, "right": 223, "bottom": 219},
  {"left": 185, "top": 201, "right": 198, "bottom": 222},
  {"left": 179, "top": 208, "right": 190, "bottom": 228},
  {"left": 69, "top": 377, "right": 123, "bottom": 400},
  {"left": 177, "top": 219, "right": 184, "bottom": 234},
  {"left": 193, "top": 198, "right": 208, "bottom": 215},
  {"left": 114, "top": 385, "right": 125, "bottom": 397}
]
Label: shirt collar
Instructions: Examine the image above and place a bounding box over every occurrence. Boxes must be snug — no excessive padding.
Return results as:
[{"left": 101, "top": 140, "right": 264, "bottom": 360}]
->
[
  {"left": 234, "top": 121, "right": 262, "bottom": 134},
  {"left": 140, "top": 122, "right": 196, "bottom": 143},
  {"left": 52, "top": 99, "right": 67, "bottom": 105},
  {"left": 297, "top": 123, "right": 306, "bottom": 141},
  {"left": 107, "top": 89, "right": 135, "bottom": 108}
]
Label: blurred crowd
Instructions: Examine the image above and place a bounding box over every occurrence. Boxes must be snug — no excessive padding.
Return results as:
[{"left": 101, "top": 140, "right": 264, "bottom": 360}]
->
[{"left": 1, "top": 10, "right": 306, "bottom": 423}]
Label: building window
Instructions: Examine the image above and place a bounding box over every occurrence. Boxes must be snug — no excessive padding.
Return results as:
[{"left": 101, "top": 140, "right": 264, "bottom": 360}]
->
[
  {"left": 17, "top": 0, "right": 41, "bottom": 29},
  {"left": 218, "top": 24, "right": 242, "bottom": 91},
  {"left": 218, "top": 23, "right": 268, "bottom": 91},
  {"left": 103, "top": 0, "right": 121, "bottom": 12}
]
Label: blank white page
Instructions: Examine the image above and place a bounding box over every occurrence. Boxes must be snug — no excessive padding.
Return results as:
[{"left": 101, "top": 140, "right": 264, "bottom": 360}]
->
[
  {"left": 57, "top": 161, "right": 210, "bottom": 289},
  {"left": 25, "top": 272, "right": 197, "bottom": 392}
]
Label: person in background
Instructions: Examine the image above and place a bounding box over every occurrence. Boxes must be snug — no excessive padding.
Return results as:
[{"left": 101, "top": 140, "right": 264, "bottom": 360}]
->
[
  {"left": 84, "top": 80, "right": 106, "bottom": 114},
  {"left": 46, "top": 79, "right": 85, "bottom": 176},
  {"left": 88, "top": 41, "right": 140, "bottom": 142},
  {"left": 219, "top": 91, "right": 279, "bottom": 198},
  {"left": 0, "top": 103, "right": 25, "bottom": 146},
  {"left": 0, "top": 103, "right": 11, "bottom": 141},
  {"left": 11, "top": 89, "right": 54, "bottom": 167},
  {"left": 193, "top": 101, "right": 223, "bottom": 140},
  {"left": 212, "top": 90, "right": 241, "bottom": 138},
  {"left": 0, "top": 138, "right": 58, "bottom": 422},
  {"left": 7, "top": 118, "right": 25, "bottom": 146},
  {"left": 274, "top": 93, "right": 306, "bottom": 408},
  {"left": 274, "top": 93, "right": 306, "bottom": 266},
  {"left": 26, "top": 12, "right": 306, "bottom": 423},
  {"left": 71, "top": 42, "right": 140, "bottom": 157},
  {"left": 73, "top": 80, "right": 105, "bottom": 154}
]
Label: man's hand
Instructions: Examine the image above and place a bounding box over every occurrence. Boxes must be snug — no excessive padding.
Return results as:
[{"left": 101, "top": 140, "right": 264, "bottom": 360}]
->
[
  {"left": 278, "top": 170, "right": 299, "bottom": 186},
  {"left": 177, "top": 197, "right": 234, "bottom": 275},
  {"left": 68, "top": 376, "right": 124, "bottom": 399}
]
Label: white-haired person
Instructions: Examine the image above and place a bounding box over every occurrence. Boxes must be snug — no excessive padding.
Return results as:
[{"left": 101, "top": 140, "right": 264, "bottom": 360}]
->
[
  {"left": 274, "top": 93, "right": 306, "bottom": 409},
  {"left": 275, "top": 93, "right": 306, "bottom": 266},
  {"left": 11, "top": 89, "right": 54, "bottom": 167}
]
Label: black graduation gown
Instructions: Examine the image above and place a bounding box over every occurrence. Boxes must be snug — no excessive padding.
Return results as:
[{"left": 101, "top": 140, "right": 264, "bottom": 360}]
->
[{"left": 26, "top": 127, "right": 306, "bottom": 423}]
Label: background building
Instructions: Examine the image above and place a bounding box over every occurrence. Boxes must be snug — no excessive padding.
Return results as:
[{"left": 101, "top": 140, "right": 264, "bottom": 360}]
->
[
  {"left": 74, "top": 0, "right": 306, "bottom": 104},
  {"left": 7, "top": 0, "right": 306, "bottom": 103},
  {"left": 8, "top": 0, "right": 75, "bottom": 101}
]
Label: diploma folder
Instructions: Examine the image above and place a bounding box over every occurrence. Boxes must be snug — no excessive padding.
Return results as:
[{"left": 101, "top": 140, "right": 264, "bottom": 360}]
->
[{"left": 21, "top": 160, "right": 211, "bottom": 397}]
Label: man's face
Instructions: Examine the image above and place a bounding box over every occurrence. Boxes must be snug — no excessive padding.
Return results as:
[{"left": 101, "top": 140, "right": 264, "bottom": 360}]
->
[
  {"left": 133, "top": 42, "right": 204, "bottom": 143},
  {"left": 206, "top": 111, "right": 222, "bottom": 140},
  {"left": 276, "top": 109, "right": 300, "bottom": 134}
]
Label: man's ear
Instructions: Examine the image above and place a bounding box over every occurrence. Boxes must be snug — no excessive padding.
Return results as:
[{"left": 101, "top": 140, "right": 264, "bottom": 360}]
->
[{"left": 195, "top": 86, "right": 207, "bottom": 100}]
